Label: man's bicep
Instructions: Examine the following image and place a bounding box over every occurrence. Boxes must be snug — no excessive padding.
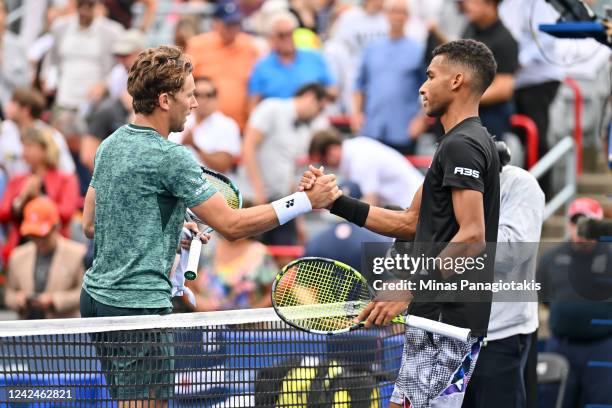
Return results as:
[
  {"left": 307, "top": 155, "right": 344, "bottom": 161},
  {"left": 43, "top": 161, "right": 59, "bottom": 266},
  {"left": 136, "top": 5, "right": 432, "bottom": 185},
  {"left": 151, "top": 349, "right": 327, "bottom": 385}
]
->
[
  {"left": 408, "top": 184, "right": 423, "bottom": 214},
  {"left": 442, "top": 138, "right": 486, "bottom": 192},
  {"left": 451, "top": 188, "right": 484, "bottom": 231}
]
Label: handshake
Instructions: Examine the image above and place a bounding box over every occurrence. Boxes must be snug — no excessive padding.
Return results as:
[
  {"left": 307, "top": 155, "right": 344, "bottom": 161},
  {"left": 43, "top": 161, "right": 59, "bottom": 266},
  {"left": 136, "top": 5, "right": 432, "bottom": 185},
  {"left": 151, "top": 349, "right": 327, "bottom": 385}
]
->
[{"left": 299, "top": 165, "right": 342, "bottom": 209}]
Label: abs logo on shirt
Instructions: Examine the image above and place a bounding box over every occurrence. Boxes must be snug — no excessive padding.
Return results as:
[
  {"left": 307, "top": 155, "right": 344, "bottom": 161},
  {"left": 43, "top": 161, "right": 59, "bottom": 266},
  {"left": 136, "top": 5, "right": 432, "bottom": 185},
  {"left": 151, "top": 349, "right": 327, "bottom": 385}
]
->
[{"left": 454, "top": 167, "right": 480, "bottom": 178}]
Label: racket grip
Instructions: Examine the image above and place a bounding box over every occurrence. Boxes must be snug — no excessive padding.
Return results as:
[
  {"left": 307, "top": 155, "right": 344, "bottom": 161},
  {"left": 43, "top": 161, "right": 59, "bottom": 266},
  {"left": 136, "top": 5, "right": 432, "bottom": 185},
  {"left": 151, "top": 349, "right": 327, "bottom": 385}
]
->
[
  {"left": 185, "top": 237, "right": 202, "bottom": 281},
  {"left": 398, "top": 315, "right": 472, "bottom": 342}
]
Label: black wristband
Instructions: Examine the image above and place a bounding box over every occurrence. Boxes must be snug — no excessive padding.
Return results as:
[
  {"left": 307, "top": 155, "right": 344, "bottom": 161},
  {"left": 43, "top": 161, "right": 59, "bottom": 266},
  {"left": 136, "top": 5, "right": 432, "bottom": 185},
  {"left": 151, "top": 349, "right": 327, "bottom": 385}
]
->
[{"left": 329, "top": 195, "right": 370, "bottom": 227}]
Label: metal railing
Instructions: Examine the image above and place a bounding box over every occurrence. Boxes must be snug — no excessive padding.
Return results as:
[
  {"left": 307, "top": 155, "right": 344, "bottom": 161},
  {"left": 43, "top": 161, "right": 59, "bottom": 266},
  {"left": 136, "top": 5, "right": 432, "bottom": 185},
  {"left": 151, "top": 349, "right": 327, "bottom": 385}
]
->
[{"left": 530, "top": 136, "right": 576, "bottom": 220}]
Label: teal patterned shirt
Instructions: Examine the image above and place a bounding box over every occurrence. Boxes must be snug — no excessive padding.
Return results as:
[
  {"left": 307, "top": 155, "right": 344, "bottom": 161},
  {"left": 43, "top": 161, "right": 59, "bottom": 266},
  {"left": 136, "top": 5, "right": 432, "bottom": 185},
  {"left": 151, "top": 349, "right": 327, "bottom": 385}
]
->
[{"left": 83, "top": 124, "right": 216, "bottom": 309}]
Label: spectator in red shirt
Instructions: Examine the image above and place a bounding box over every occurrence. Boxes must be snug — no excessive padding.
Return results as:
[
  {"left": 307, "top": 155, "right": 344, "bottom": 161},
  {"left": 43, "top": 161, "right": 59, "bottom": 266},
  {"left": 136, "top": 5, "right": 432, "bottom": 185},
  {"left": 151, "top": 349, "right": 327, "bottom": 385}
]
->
[{"left": 0, "top": 127, "right": 80, "bottom": 264}]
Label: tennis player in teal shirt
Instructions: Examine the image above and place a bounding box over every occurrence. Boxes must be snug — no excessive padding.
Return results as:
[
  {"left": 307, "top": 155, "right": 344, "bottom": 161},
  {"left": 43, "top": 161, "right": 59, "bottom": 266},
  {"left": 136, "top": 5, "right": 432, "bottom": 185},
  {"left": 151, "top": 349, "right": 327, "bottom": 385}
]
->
[{"left": 81, "top": 45, "right": 341, "bottom": 405}]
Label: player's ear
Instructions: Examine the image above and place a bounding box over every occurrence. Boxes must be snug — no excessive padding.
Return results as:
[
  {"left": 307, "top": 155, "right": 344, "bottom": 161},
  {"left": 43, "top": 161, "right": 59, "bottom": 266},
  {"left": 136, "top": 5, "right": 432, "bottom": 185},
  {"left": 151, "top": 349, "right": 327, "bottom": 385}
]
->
[
  {"left": 451, "top": 72, "right": 464, "bottom": 91},
  {"left": 158, "top": 92, "right": 171, "bottom": 111}
]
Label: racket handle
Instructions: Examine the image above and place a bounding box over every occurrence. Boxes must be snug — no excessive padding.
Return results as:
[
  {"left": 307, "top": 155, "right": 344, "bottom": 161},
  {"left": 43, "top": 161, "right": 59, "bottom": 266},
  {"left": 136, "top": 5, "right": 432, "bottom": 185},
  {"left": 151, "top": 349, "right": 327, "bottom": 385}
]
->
[
  {"left": 185, "top": 237, "right": 202, "bottom": 281},
  {"left": 392, "top": 315, "right": 472, "bottom": 342}
]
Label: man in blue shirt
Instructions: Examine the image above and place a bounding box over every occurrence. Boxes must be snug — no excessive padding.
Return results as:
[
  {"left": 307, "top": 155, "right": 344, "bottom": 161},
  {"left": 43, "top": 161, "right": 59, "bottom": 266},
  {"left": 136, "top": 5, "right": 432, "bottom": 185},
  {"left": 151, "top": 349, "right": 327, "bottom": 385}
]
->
[
  {"left": 352, "top": 0, "right": 427, "bottom": 154},
  {"left": 248, "top": 11, "right": 336, "bottom": 109}
]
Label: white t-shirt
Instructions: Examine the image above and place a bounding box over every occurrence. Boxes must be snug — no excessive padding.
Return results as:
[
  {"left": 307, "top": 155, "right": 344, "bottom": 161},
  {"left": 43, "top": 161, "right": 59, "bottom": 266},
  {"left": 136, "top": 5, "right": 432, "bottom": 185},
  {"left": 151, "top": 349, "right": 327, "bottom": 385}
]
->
[
  {"left": 239, "top": 99, "right": 328, "bottom": 199},
  {"left": 0, "top": 120, "right": 76, "bottom": 177},
  {"left": 339, "top": 136, "right": 424, "bottom": 208},
  {"left": 169, "top": 111, "right": 241, "bottom": 168}
]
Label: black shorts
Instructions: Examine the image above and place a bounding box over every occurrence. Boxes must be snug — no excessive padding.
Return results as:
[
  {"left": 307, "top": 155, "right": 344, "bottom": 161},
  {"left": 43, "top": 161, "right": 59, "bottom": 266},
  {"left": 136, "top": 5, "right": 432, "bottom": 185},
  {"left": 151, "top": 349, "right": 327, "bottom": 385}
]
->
[{"left": 80, "top": 288, "right": 174, "bottom": 400}]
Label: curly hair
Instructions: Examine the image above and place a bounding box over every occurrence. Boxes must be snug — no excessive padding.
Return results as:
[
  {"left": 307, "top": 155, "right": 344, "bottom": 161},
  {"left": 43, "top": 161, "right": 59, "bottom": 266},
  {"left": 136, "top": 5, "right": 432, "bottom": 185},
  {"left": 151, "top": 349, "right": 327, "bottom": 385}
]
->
[
  {"left": 432, "top": 39, "right": 497, "bottom": 94},
  {"left": 127, "top": 45, "right": 193, "bottom": 115}
]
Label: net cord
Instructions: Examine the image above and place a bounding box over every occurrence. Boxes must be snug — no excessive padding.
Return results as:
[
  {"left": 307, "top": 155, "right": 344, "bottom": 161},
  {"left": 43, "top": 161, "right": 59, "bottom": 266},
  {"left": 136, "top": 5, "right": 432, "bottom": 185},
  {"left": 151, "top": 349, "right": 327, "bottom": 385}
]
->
[{"left": 0, "top": 307, "right": 281, "bottom": 338}]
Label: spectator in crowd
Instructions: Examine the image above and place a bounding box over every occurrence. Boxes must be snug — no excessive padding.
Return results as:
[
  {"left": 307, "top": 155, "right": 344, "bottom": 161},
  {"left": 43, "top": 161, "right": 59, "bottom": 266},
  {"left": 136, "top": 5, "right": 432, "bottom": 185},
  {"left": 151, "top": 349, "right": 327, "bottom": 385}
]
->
[
  {"left": 313, "top": 0, "right": 341, "bottom": 40},
  {"left": 106, "top": 28, "right": 147, "bottom": 101},
  {"left": 174, "top": 15, "right": 199, "bottom": 50},
  {"left": 53, "top": 111, "right": 91, "bottom": 197},
  {"left": 0, "top": 127, "right": 80, "bottom": 264},
  {"left": 325, "top": 0, "right": 386, "bottom": 113},
  {"left": 464, "top": 142, "right": 544, "bottom": 408},
  {"left": 184, "top": 200, "right": 279, "bottom": 311},
  {"left": 308, "top": 128, "right": 423, "bottom": 208},
  {"left": 44, "top": 0, "right": 123, "bottom": 114},
  {"left": 0, "top": 0, "right": 32, "bottom": 110},
  {"left": 242, "top": 83, "right": 329, "bottom": 245},
  {"left": 1, "top": 88, "right": 76, "bottom": 176},
  {"left": 80, "top": 29, "right": 145, "bottom": 173},
  {"left": 187, "top": 0, "right": 260, "bottom": 130},
  {"left": 101, "top": 0, "right": 157, "bottom": 32},
  {"left": 538, "top": 197, "right": 612, "bottom": 408},
  {"left": 352, "top": 0, "right": 427, "bottom": 154},
  {"left": 248, "top": 11, "right": 336, "bottom": 109},
  {"left": 462, "top": 0, "right": 518, "bottom": 138},
  {"left": 169, "top": 77, "right": 241, "bottom": 175},
  {"left": 4, "top": 197, "right": 85, "bottom": 319},
  {"left": 304, "top": 181, "right": 392, "bottom": 272},
  {"left": 499, "top": 0, "right": 562, "bottom": 198},
  {"left": 81, "top": 91, "right": 133, "bottom": 173}
]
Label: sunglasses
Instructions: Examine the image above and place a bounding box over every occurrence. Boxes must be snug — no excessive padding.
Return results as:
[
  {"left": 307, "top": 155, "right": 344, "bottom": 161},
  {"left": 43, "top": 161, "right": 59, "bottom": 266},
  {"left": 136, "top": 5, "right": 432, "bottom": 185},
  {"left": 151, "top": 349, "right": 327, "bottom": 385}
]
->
[{"left": 273, "top": 30, "right": 294, "bottom": 39}]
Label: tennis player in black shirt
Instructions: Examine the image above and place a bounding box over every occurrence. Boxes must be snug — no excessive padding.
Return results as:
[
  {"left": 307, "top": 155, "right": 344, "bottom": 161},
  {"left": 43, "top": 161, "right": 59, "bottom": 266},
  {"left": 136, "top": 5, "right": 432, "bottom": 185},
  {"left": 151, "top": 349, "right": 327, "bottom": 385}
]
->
[{"left": 300, "top": 39, "right": 501, "bottom": 408}]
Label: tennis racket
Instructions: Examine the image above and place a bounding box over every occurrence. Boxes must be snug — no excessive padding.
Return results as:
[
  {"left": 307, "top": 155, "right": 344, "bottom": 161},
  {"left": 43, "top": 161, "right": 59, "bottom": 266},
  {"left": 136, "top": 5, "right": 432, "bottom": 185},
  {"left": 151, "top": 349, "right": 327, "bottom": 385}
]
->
[
  {"left": 271, "top": 257, "right": 472, "bottom": 341},
  {"left": 184, "top": 167, "right": 242, "bottom": 280}
]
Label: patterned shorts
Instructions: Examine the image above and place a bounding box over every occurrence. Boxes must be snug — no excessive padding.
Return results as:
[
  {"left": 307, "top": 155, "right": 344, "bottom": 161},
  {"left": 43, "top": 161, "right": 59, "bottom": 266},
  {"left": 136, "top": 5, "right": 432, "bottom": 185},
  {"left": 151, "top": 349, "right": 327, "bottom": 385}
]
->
[{"left": 390, "top": 326, "right": 482, "bottom": 408}]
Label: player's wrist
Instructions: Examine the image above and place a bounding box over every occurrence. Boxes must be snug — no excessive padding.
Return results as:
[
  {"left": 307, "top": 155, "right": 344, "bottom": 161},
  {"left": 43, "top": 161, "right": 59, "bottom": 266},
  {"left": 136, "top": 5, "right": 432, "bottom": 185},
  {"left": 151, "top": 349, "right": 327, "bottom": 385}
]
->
[
  {"left": 330, "top": 195, "right": 370, "bottom": 227},
  {"left": 271, "top": 192, "right": 312, "bottom": 225}
]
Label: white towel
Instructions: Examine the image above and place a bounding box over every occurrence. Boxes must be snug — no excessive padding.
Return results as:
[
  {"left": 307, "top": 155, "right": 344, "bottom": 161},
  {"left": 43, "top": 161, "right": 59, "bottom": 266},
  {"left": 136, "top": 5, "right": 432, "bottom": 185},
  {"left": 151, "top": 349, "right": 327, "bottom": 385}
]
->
[{"left": 170, "top": 227, "right": 197, "bottom": 306}]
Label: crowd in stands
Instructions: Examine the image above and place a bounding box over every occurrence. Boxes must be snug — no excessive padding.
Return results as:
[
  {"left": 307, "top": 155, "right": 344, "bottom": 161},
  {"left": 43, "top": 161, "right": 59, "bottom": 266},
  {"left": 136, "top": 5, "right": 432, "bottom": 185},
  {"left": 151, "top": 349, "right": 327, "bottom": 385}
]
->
[{"left": 0, "top": 2, "right": 611, "bottom": 401}]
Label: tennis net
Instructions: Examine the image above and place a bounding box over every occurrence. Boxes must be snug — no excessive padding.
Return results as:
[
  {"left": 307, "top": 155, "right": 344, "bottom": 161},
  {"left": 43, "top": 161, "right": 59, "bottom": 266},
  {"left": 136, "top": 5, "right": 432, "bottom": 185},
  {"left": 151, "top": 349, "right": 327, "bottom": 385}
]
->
[{"left": 0, "top": 307, "right": 404, "bottom": 407}]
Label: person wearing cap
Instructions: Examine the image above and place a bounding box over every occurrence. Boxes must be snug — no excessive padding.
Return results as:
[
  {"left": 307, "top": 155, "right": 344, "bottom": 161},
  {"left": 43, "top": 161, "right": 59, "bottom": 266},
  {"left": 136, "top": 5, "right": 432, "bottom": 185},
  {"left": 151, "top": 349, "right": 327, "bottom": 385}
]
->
[
  {"left": 4, "top": 197, "right": 86, "bottom": 319},
  {"left": 0, "top": 127, "right": 80, "bottom": 264},
  {"left": 537, "top": 197, "right": 612, "bottom": 407},
  {"left": 107, "top": 28, "right": 147, "bottom": 100},
  {"left": 186, "top": 0, "right": 260, "bottom": 131}
]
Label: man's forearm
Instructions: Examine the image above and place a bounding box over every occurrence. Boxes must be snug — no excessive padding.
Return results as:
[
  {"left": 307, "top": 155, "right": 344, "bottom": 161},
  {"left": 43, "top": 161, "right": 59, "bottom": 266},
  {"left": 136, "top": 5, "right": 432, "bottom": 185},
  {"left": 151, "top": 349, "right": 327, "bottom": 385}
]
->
[{"left": 363, "top": 206, "right": 418, "bottom": 240}]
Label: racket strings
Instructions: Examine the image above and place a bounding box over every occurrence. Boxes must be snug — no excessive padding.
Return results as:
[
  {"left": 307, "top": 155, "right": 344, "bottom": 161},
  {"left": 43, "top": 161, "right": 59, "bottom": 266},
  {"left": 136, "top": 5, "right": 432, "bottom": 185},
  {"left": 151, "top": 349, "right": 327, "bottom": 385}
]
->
[
  {"left": 202, "top": 170, "right": 241, "bottom": 210},
  {"left": 275, "top": 260, "right": 372, "bottom": 332}
]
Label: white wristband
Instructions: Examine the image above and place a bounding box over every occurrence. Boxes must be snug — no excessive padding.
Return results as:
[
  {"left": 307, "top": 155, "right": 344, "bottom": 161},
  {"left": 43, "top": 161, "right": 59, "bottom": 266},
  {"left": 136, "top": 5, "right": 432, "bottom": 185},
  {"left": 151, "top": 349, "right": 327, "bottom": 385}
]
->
[{"left": 271, "top": 192, "right": 312, "bottom": 225}]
